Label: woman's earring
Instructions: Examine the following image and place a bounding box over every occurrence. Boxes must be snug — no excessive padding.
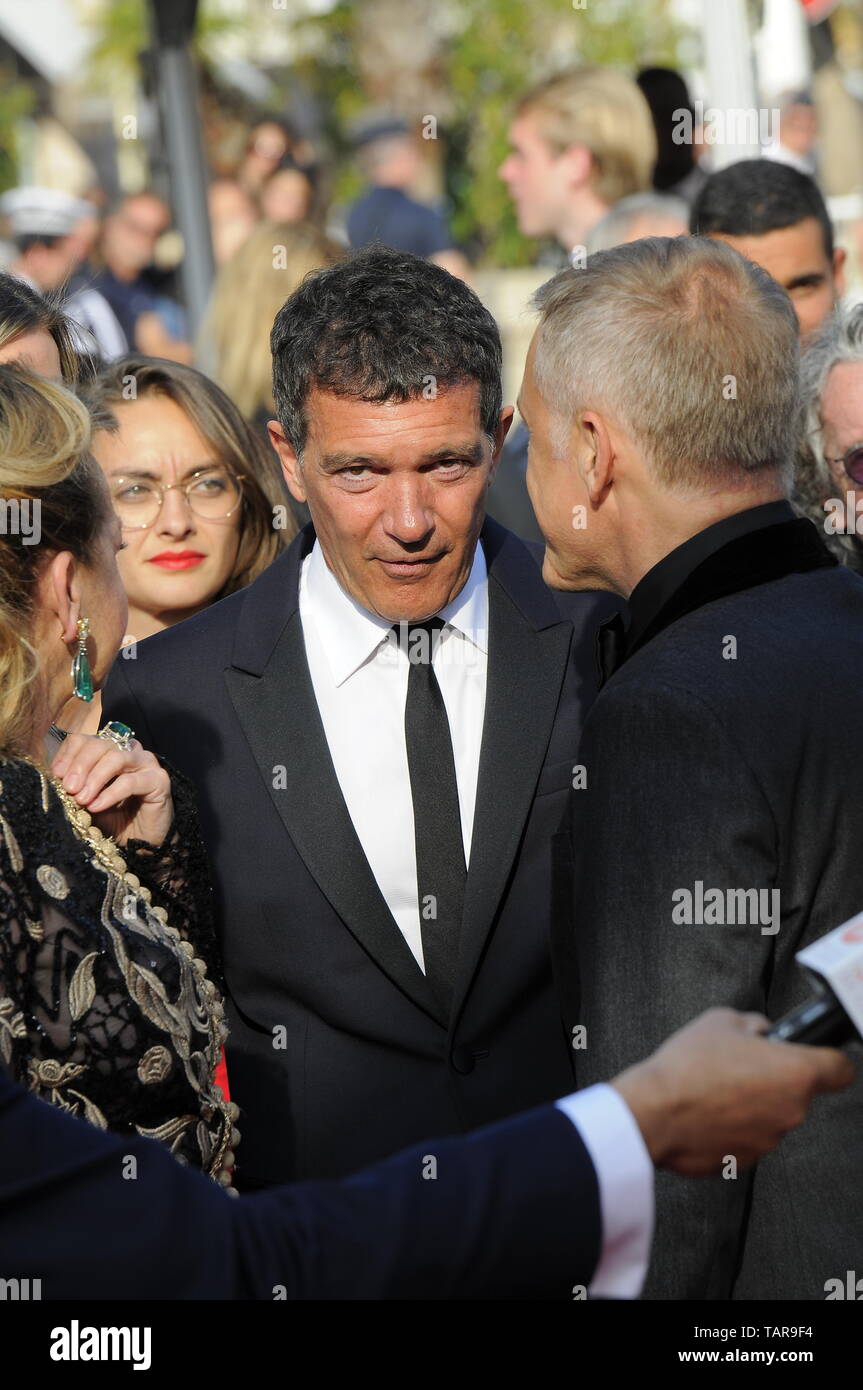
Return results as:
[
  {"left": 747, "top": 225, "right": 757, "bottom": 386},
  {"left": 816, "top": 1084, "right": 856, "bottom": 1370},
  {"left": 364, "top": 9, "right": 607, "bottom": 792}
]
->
[{"left": 71, "top": 617, "right": 94, "bottom": 702}]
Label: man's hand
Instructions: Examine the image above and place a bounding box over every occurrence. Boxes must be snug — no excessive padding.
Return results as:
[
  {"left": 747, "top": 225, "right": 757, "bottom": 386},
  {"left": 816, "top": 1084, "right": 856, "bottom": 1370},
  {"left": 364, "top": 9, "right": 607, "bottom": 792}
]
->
[{"left": 611, "top": 1007, "right": 856, "bottom": 1177}]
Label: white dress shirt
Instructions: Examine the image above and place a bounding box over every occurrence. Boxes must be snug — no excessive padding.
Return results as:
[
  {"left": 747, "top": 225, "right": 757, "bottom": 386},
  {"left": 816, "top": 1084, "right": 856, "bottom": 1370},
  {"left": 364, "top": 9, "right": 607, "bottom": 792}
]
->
[
  {"left": 298, "top": 538, "right": 488, "bottom": 971},
  {"left": 557, "top": 1085, "right": 654, "bottom": 1298}
]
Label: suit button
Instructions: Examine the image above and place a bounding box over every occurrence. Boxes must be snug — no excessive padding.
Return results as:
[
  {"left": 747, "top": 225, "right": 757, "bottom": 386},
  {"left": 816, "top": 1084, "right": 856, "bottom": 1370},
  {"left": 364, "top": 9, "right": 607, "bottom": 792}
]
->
[{"left": 450, "top": 1046, "right": 476, "bottom": 1075}]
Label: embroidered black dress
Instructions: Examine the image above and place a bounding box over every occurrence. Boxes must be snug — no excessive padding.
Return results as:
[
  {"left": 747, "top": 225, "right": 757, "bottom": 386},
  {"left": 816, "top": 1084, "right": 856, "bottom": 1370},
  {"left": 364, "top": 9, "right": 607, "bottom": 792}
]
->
[{"left": 0, "top": 756, "right": 233, "bottom": 1177}]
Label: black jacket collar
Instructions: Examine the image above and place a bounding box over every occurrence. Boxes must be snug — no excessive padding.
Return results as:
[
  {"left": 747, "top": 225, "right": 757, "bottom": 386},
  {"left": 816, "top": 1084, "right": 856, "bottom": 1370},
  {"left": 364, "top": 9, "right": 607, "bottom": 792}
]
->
[
  {"left": 598, "top": 503, "right": 838, "bottom": 686},
  {"left": 627, "top": 504, "right": 838, "bottom": 664}
]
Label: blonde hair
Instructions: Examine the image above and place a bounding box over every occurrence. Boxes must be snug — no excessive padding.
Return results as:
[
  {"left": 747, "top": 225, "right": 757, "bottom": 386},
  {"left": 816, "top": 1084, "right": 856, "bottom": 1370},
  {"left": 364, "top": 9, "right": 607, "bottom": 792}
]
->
[
  {"left": 0, "top": 364, "right": 109, "bottom": 756},
  {"left": 517, "top": 67, "right": 657, "bottom": 205},
  {"left": 202, "top": 221, "right": 344, "bottom": 419}
]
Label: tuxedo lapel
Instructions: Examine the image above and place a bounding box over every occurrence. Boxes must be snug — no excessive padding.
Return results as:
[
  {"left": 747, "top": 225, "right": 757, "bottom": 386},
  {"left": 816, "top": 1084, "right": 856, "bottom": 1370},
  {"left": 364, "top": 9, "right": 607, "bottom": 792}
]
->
[
  {"left": 451, "top": 521, "right": 574, "bottom": 1021},
  {"left": 224, "top": 527, "right": 440, "bottom": 1020}
]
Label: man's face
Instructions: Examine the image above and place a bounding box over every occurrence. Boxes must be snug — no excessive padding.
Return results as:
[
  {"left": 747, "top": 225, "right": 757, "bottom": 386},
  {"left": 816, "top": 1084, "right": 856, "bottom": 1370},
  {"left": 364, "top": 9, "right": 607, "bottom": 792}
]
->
[
  {"left": 269, "top": 382, "right": 511, "bottom": 622},
  {"left": 105, "top": 196, "right": 169, "bottom": 275},
  {"left": 819, "top": 360, "right": 863, "bottom": 526},
  {"left": 518, "top": 336, "right": 607, "bottom": 590},
  {"left": 499, "top": 112, "right": 576, "bottom": 241},
  {"left": 709, "top": 217, "right": 844, "bottom": 341},
  {"left": 25, "top": 236, "right": 80, "bottom": 291}
]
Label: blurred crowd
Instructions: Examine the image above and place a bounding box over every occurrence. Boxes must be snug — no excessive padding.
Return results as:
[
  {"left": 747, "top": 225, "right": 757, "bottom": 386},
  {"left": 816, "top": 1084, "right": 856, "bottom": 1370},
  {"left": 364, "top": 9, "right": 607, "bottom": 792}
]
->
[
  {"left": 0, "top": 58, "right": 860, "bottom": 652},
  {"left": 1, "top": 59, "right": 863, "bottom": 1305}
]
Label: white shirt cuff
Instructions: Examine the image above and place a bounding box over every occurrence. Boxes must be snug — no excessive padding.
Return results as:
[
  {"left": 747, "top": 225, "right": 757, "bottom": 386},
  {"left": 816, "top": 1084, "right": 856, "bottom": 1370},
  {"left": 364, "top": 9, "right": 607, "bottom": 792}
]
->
[{"left": 556, "top": 1083, "right": 654, "bottom": 1299}]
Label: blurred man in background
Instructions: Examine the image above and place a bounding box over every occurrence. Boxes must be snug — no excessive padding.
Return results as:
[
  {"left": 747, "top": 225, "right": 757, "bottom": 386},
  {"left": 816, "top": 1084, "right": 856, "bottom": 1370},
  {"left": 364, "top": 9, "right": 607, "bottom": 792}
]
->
[
  {"left": 89, "top": 191, "right": 191, "bottom": 362},
  {"left": 347, "top": 116, "right": 468, "bottom": 280},
  {"left": 764, "top": 91, "right": 818, "bottom": 177},
  {"left": 493, "top": 66, "right": 658, "bottom": 543},
  {"left": 587, "top": 192, "right": 688, "bottom": 254},
  {"left": 499, "top": 66, "right": 657, "bottom": 262},
  {"left": 0, "top": 185, "right": 126, "bottom": 361},
  {"left": 691, "top": 159, "right": 844, "bottom": 341}
]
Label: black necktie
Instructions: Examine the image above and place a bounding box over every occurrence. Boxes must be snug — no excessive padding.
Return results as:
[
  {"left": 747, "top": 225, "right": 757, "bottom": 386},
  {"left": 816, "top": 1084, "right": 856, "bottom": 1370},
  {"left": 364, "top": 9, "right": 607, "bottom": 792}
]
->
[
  {"left": 596, "top": 611, "right": 627, "bottom": 688},
  {"left": 398, "top": 618, "right": 466, "bottom": 1016}
]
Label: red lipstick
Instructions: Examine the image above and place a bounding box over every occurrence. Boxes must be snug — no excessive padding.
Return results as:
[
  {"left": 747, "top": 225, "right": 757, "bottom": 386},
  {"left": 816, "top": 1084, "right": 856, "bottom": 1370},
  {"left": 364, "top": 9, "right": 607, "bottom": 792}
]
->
[{"left": 148, "top": 550, "right": 206, "bottom": 570}]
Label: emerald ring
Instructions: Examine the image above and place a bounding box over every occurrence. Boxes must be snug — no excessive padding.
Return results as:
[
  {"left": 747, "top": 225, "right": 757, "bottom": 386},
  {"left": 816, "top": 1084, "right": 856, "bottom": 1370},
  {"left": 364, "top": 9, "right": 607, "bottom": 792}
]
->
[{"left": 98, "top": 720, "right": 135, "bottom": 752}]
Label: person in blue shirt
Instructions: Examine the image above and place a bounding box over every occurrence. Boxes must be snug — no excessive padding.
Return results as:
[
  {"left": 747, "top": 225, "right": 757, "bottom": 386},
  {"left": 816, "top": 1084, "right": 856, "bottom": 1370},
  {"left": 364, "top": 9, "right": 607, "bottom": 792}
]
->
[{"left": 347, "top": 116, "right": 468, "bottom": 280}]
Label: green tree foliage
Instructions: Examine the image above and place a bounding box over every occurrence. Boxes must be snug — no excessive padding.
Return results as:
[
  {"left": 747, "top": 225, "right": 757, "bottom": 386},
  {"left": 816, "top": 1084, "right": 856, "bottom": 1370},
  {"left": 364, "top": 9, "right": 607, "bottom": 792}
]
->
[
  {"left": 294, "top": 0, "right": 686, "bottom": 265},
  {"left": 447, "top": 0, "right": 685, "bottom": 264},
  {"left": 86, "top": 0, "right": 240, "bottom": 79},
  {"left": 0, "top": 72, "right": 35, "bottom": 195}
]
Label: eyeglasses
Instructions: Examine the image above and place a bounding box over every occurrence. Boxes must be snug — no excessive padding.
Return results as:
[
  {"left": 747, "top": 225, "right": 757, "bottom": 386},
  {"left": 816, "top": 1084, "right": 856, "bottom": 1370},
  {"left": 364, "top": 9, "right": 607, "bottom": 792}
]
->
[
  {"left": 111, "top": 467, "right": 245, "bottom": 531},
  {"left": 824, "top": 445, "right": 863, "bottom": 487}
]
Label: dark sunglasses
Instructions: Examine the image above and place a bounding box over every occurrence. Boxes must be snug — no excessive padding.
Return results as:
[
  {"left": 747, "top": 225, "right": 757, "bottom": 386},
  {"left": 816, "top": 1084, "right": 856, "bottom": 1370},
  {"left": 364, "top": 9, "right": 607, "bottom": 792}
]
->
[{"left": 825, "top": 445, "right": 863, "bottom": 486}]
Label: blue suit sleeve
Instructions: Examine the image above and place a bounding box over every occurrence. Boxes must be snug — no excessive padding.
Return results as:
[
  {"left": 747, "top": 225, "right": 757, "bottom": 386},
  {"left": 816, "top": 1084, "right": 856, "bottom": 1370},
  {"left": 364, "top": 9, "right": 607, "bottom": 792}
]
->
[{"left": 0, "top": 1072, "right": 600, "bottom": 1300}]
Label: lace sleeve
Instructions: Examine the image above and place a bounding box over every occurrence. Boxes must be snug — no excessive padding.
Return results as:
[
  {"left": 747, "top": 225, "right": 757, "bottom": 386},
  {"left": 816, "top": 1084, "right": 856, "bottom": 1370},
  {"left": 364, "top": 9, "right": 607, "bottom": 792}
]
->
[
  {"left": 0, "top": 777, "right": 152, "bottom": 1110},
  {"left": 122, "top": 758, "right": 224, "bottom": 991},
  {"left": 0, "top": 758, "right": 232, "bottom": 1174}
]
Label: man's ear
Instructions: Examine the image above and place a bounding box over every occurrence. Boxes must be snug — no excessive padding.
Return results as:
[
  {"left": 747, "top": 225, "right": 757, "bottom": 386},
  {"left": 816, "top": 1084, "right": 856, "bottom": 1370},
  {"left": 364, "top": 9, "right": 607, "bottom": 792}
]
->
[
  {"left": 833, "top": 246, "right": 847, "bottom": 301},
  {"left": 267, "top": 419, "right": 307, "bottom": 503},
  {"left": 560, "top": 143, "right": 594, "bottom": 195},
  {"left": 488, "top": 405, "right": 515, "bottom": 481},
  {"left": 40, "top": 551, "right": 80, "bottom": 647},
  {"left": 577, "top": 410, "right": 615, "bottom": 506}
]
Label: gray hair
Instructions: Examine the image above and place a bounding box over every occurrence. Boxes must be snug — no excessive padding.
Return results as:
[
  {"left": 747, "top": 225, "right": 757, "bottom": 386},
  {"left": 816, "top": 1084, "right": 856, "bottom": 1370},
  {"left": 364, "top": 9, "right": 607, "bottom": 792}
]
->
[
  {"left": 797, "top": 303, "right": 863, "bottom": 562},
  {"left": 531, "top": 235, "right": 800, "bottom": 492},
  {"left": 586, "top": 193, "right": 689, "bottom": 255}
]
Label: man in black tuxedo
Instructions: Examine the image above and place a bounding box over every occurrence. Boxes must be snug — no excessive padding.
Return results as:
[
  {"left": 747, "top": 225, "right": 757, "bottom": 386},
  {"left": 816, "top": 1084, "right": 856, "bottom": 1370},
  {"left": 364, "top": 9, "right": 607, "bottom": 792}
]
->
[
  {"left": 520, "top": 234, "right": 863, "bottom": 1299},
  {"left": 3, "top": 1008, "right": 849, "bottom": 1299},
  {"left": 102, "top": 246, "right": 618, "bottom": 1194}
]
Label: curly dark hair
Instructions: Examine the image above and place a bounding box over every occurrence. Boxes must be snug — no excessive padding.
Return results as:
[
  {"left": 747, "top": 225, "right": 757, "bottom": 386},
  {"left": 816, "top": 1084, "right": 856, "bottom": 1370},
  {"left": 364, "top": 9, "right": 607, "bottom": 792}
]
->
[{"left": 270, "top": 243, "right": 502, "bottom": 454}]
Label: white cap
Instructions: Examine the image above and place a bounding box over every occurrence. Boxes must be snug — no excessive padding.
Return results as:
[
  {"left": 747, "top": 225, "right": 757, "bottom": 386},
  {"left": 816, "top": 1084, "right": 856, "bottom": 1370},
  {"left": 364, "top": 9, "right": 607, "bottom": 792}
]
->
[{"left": 0, "top": 186, "right": 92, "bottom": 239}]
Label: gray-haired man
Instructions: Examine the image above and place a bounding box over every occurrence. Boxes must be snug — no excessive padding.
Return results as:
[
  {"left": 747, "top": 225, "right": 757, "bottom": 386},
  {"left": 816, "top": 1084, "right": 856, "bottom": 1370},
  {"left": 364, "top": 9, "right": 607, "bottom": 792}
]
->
[{"left": 521, "top": 234, "right": 863, "bottom": 1299}]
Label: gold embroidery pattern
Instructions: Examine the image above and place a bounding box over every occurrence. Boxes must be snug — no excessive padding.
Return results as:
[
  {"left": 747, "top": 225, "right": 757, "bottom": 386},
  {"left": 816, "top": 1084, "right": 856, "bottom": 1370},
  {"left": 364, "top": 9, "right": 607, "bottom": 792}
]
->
[
  {"left": 35, "top": 863, "right": 69, "bottom": 900},
  {"left": 16, "top": 760, "right": 236, "bottom": 1184},
  {"left": 137, "top": 1044, "right": 173, "bottom": 1085},
  {"left": 0, "top": 995, "right": 26, "bottom": 1064}
]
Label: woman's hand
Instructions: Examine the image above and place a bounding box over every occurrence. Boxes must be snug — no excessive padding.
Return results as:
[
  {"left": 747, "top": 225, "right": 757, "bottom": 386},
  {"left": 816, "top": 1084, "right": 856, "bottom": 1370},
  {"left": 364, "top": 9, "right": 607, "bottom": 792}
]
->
[{"left": 49, "top": 733, "right": 173, "bottom": 848}]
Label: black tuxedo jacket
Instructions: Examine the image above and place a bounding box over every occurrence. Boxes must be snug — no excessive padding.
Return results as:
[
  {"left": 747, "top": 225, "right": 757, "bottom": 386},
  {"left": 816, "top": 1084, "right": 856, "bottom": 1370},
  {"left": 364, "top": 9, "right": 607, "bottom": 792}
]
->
[
  {"left": 0, "top": 1069, "right": 600, "bottom": 1299},
  {"left": 103, "top": 517, "right": 618, "bottom": 1186},
  {"left": 564, "top": 509, "right": 863, "bottom": 1299}
]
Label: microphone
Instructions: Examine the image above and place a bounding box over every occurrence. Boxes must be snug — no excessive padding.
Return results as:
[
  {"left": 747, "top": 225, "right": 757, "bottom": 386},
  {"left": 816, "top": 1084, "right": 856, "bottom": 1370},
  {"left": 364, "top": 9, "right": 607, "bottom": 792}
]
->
[{"left": 767, "top": 912, "right": 863, "bottom": 1046}]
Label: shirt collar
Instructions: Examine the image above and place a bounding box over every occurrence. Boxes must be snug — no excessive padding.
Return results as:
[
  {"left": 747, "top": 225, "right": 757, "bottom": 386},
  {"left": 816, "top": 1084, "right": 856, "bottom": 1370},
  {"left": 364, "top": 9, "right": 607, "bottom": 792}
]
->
[
  {"left": 438, "top": 540, "right": 488, "bottom": 653},
  {"left": 303, "top": 539, "right": 488, "bottom": 687}
]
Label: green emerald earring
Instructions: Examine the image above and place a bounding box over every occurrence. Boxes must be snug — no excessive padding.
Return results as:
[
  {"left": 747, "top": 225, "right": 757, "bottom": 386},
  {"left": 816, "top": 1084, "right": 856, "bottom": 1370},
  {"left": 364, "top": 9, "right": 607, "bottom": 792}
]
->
[{"left": 72, "top": 616, "right": 94, "bottom": 702}]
